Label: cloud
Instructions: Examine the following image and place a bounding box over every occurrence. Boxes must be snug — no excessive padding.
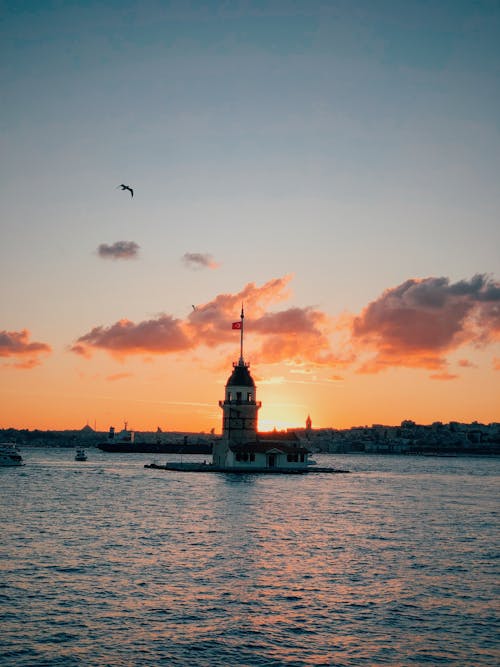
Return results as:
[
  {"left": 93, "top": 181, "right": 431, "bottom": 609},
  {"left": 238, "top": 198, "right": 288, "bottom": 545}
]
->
[
  {"left": 429, "top": 372, "right": 459, "bottom": 381},
  {"left": 186, "top": 275, "right": 293, "bottom": 347},
  {"left": 97, "top": 241, "right": 140, "bottom": 260},
  {"left": 0, "top": 329, "right": 51, "bottom": 368},
  {"left": 70, "top": 274, "right": 499, "bottom": 373},
  {"left": 259, "top": 376, "right": 286, "bottom": 385},
  {"left": 71, "top": 275, "right": 330, "bottom": 364},
  {"left": 71, "top": 343, "right": 90, "bottom": 358},
  {"left": 251, "top": 307, "right": 337, "bottom": 365},
  {"left": 71, "top": 276, "right": 294, "bottom": 358},
  {"left": 352, "top": 274, "right": 500, "bottom": 373},
  {"left": 289, "top": 365, "right": 313, "bottom": 375},
  {"left": 182, "top": 252, "right": 220, "bottom": 270},
  {"left": 457, "top": 359, "right": 477, "bottom": 368},
  {"left": 70, "top": 315, "right": 192, "bottom": 359},
  {"left": 10, "top": 358, "right": 45, "bottom": 370},
  {"left": 106, "top": 373, "right": 133, "bottom": 382}
]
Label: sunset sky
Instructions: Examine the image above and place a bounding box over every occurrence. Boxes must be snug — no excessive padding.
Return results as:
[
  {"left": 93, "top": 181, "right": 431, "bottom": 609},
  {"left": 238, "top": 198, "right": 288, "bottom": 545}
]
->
[{"left": 1, "top": 0, "right": 499, "bottom": 432}]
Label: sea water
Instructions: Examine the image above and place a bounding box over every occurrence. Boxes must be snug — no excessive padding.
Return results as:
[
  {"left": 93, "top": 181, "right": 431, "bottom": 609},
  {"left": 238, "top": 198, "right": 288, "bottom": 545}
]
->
[{"left": 1, "top": 449, "right": 498, "bottom": 666}]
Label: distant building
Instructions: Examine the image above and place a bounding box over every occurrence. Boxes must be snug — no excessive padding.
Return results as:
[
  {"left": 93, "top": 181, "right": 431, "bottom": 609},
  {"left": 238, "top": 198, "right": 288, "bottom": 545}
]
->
[{"left": 213, "top": 308, "right": 311, "bottom": 470}]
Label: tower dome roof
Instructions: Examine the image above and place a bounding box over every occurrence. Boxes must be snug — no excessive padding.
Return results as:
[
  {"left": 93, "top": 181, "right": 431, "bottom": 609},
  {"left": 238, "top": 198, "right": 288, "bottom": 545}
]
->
[{"left": 226, "top": 362, "right": 255, "bottom": 388}]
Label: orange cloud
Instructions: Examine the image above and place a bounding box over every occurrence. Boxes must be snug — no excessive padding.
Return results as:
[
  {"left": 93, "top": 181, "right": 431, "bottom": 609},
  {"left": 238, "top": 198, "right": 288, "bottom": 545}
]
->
[
  {"left": 352, "top": 274, "right": 500, "bottom": 373},
  {"left": 429, "top": 372, "right": 459, "bottom": 381},
  {"left": 70, "top": 274, "right": 499, "bottom": 375},
  {"left": 251, "top": 307, "right": 336, "bottom": 365},
  {"left": 71, "top": 278, "right": 293, "bottom": 359},
  {"left": 106, "top": 373, "right": 133, "bottom": 381},
  {"left": 186, "top": 275, "right": 293, "bottom": 347},
  {"left": 0, "top": 329, "right": 51, "bottom": 368},
  {"left": 70, "top": 316, "right": 192, "bottom": 359},
  {"left": 70, "top": 276, "right": 331, "bottom": 365},
  {"left": 457, "top": 359, "right": 477, "bottom": 368},
  {"left": 71, "top": 343, "right": 91, "bottom": 358}
]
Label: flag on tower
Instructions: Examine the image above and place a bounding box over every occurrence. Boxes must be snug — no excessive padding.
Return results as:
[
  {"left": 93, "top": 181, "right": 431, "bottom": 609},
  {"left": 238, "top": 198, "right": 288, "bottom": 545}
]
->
[{"left": 232, "top": 321, "right": 242, "bottom": 330}]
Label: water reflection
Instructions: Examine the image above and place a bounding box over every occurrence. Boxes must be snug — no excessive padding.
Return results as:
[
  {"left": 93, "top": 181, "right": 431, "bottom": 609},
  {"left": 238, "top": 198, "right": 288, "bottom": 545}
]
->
[{"left": 1, "top": 450, "right": 498, "bottom": 666}]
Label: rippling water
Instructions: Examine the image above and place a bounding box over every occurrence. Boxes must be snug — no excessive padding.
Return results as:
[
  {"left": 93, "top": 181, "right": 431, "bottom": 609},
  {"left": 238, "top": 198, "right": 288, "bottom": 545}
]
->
[{"left": 1, "top": 449, "right": 498, "bottom": 666}]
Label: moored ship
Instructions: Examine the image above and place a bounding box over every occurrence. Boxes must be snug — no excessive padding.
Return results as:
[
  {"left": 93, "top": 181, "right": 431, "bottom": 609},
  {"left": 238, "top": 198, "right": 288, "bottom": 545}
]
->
[
  {"left": 0, "top": 443, "right": 24, "bottom": 467},
  {"left": 98, "top": 424, "right": 212, "bottom": 455}
]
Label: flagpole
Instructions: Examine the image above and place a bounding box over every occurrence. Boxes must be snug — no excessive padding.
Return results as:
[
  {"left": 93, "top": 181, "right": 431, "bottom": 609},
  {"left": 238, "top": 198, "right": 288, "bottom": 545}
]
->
[{"left": 240, "top": 304, "right": 244, "bottom": 364}]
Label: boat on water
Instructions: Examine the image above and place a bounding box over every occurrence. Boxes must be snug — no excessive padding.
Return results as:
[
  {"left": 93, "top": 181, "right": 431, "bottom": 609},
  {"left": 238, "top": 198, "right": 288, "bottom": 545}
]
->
[
  {"left": 98, "top": 424, "right": 212, "bottom": 454},
  {"left": 100, "top": 440, "right": 212, "bottom": 454},
  {"left": 0, "top": 443, "right": 24, "bottom": 467},
  {"left": 75, "top": 448, "right": 87, "bottom": 461}
]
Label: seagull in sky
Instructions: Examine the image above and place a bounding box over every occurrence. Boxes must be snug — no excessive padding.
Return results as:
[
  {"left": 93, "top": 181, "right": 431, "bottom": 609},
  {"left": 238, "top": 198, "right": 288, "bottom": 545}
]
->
[
  {"left": 192, "top": 305, "right": 197, "bottom": 311},
  {"left": 118, "top": 184, "right": 134, "bottom": 197}
]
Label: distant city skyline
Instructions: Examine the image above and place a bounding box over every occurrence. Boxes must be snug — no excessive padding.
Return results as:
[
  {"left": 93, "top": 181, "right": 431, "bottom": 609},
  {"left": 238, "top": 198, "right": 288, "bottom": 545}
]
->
[{"left": 1, "top": 1, "right": 499, "bottom": 431}]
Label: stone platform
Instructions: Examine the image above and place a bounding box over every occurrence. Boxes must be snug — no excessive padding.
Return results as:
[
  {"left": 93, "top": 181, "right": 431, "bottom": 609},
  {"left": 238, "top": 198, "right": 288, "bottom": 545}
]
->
[{"left": 144, "top": 462, "right": 349, "bottom": 474}]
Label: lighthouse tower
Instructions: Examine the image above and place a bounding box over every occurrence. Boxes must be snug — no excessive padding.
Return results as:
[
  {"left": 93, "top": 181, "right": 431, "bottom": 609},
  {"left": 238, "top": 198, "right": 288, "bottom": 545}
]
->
[
  {"left": 213, "top": 307, "right": 261, "bottom": 466},
  {"left": 211, "top": 306, "right": 310, "bottom": 471}
]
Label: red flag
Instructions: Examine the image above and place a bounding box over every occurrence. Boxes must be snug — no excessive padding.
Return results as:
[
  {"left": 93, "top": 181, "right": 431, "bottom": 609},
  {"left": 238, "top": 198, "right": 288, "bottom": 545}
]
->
[{"left": 232, "top": 321, "right": 242, "bottom": 330}]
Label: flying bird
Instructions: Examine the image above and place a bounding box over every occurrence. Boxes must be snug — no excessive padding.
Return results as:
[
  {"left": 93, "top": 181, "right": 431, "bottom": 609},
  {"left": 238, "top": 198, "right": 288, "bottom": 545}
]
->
[
  {"left": 118, "top": 184, "right": 134, "bottom": 197},
  {"left": 192, "top": 305, "right": 197, "bottom": 311}
]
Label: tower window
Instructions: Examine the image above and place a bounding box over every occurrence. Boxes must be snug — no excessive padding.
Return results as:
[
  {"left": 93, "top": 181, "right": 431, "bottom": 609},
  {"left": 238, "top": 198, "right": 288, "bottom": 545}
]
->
[
  {"left": 227, "top": 392, "right": 232, "bottom": 401},
  {"left": 247, "top": 392, "right": 253, "bottom": 401},
  {"left": 236, "top": 391, "right": 242, "bottom": 402}
]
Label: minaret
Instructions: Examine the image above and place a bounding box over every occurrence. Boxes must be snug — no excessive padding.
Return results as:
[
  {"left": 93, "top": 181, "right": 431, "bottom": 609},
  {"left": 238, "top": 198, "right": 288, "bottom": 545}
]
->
[{"left": 215, "top": 307, "right": 261, "bottom": 466}]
